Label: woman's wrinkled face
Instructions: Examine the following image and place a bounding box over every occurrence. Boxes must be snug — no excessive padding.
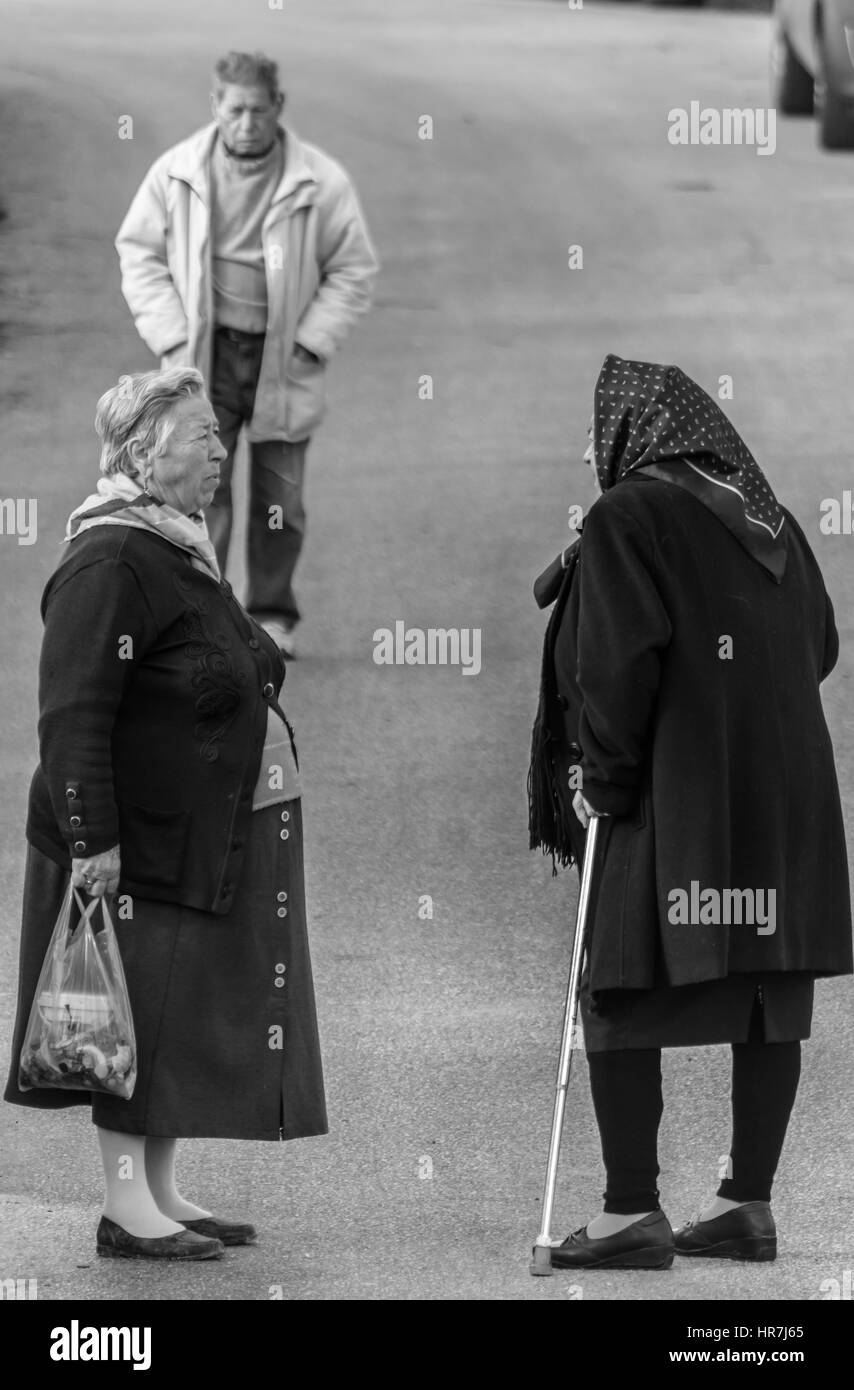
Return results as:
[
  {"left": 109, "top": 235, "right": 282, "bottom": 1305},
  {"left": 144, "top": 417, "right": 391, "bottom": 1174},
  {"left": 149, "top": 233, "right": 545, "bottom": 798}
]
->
[
  {"left": 143, "top": 394, "right": 227, "bottom": 515},
  {"left": 583, "top": 416, "right": 602, "bottom": 494}
]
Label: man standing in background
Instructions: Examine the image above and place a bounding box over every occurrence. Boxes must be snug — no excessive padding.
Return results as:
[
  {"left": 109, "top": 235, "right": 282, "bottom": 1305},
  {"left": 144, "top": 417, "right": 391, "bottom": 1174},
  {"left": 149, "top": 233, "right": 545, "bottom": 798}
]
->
[{"left": 116, "top": 50, "right": 378, "bottom": 656}]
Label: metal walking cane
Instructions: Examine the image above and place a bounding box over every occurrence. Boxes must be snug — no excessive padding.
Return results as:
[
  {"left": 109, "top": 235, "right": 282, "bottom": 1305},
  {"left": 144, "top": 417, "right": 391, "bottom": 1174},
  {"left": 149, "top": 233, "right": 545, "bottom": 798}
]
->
[{"left": 530, "top": 812, "right": 603, "bottom": 1276}]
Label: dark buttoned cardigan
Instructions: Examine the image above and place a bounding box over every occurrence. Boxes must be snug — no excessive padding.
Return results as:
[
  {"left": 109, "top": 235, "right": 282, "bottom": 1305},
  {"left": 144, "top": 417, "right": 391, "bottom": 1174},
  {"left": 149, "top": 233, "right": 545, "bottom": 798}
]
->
[{"left": 26, "top": 525, "right": 294, "bottom": 915}]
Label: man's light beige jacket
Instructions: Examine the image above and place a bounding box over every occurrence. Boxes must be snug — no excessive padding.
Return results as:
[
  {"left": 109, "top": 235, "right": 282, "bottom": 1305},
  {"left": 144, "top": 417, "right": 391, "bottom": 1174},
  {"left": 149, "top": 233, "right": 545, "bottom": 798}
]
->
[{"left": 116, "top": 123, "right": 378, "bottom": 442}]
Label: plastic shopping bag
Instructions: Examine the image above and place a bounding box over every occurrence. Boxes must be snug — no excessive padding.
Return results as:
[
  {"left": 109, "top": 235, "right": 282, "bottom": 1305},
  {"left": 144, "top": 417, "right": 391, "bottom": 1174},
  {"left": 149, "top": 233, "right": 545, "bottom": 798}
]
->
[{"left": 18, "top": 885, "right": 137, "bottom": 1099}]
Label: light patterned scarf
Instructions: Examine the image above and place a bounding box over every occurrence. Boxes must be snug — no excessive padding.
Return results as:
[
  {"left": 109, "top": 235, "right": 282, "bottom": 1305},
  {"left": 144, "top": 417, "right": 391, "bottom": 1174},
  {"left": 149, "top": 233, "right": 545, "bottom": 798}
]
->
[{"left": 65, "top": 471, "right": 220, "bottom": 581}]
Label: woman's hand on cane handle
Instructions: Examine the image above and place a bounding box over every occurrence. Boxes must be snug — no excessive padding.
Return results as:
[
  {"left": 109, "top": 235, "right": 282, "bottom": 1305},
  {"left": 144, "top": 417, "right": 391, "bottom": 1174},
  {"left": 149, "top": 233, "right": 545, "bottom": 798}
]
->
[
  {"left": 71, "top": 844, "right": 121, "bottom": 898},
  {"left": 572, "top": 791, "right": 609, "bottom": 829}
]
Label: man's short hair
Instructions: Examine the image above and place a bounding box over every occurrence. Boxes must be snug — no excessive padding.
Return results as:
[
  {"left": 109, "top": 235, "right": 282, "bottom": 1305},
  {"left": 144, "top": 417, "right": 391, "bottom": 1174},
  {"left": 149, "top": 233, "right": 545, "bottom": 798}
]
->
[
  {"left": 95, "top": 368, "right": 206, "bottom": 477},
  {"left": 213, "top": 51, "right": 280, "bottom": 103}
]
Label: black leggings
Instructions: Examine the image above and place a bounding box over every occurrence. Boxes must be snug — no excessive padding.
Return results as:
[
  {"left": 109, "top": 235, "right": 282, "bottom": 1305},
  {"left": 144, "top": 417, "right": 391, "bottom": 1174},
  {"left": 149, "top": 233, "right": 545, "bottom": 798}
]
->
[{"left": 586, "top": 1008, "right": 802, "bottom": 1214}]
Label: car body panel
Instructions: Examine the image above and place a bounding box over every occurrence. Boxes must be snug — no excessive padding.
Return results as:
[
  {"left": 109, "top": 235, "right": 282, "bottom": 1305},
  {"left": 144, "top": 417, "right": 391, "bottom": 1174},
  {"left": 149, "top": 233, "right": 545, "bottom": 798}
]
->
[{"left": 775, "top": 0, "right": 854, "bottom": 101}]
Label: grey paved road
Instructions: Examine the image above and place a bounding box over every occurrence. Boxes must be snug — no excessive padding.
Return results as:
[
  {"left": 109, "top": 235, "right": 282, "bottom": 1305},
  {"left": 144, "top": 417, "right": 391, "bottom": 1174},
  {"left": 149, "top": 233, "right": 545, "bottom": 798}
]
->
[{"left": 1, "top": 0, "right": 852, "bottom": 1301}]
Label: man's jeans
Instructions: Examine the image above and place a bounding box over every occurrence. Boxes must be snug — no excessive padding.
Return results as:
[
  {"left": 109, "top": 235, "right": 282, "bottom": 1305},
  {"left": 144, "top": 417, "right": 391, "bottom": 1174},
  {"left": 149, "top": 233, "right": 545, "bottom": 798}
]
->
[{"left": 207, "top": 326, "right": 308, "bottom": 628}]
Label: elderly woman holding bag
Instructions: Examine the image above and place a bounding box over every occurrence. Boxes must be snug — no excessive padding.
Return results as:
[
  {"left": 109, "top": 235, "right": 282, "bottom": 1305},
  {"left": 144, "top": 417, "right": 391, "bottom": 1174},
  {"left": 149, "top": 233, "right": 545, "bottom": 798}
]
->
[
  {"left": 4, "top": 367, "right": 327, "bottom": 1261},
  {"left": 529, "top": 354, "right": 852, "bottom": 1271}
]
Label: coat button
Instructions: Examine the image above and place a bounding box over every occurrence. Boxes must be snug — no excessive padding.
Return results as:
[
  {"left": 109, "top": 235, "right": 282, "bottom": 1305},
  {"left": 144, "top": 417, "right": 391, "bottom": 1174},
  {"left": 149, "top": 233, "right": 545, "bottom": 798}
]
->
[
  {"left": 280, "top": 829, "right": 289, "bottom": 841},
  {"left": 568, "top": 742, "right": 582, "bottom": 760},
  {"left": 73, "top": 840, "right": 86, "bottom": 853},
  {"left": 66, "top": 789, "right": 78, "bottom": 801},
  {"left": 275, "top": 963, "right": 286, "bottom": 974},
  {"left": 277, "top": 891, "right": 288, "bottom": 902},
  {"left": 249, "top": 638, "right": 260, "bottom": 650},
  {"left": 277, "top": 907, "right": 287, "bottom": 918},
  {"left": 263, "top": 682, "right": 275, "bottom": 697},
  {"left": 274, "top": 977, "right": 285, "bottom": 989},
  {"left": 280, "top": 809, "right": 290, "bottom": 822},
  {"left": 69, "top": 815, "right": 82, "bottom": 827}
]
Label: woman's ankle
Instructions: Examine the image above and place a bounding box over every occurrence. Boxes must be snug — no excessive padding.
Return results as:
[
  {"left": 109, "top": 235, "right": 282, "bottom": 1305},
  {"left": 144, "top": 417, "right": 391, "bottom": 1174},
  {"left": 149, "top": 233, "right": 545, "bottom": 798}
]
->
[
  {"left": 102, "top": 1204, "right": 185, "bottom": 1238},
  {"left": 150, "top": 1195, "right": 212, "bottom": 1221},
  {"left": 700, "top": 1195, "right": 759, "bottom": 1221},
  {"left": 587, "top": 1209, "right": 657, "bottom": 1237}
]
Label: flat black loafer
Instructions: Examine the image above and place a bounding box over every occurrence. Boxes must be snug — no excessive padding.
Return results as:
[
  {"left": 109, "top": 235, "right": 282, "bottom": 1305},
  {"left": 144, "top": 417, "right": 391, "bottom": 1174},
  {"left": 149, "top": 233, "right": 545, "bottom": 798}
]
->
[
  {"left": 96, "top": 1215, "right": 224, "bottom": 1261},
  {"left": 548, "top": 1211, "right": 675, "bottom": 1270},
  {"left": 674, "top": 1202, "right": 776, "bottom": 1262},
  {"left": 181, "top": 1216, "right": 257, "bottom": 1246}
]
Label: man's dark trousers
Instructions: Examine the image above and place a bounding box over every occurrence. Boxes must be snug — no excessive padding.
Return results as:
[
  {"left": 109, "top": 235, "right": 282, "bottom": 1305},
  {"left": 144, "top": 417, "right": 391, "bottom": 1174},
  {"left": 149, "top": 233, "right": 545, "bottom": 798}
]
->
[{"left": 207, "top": 325, "right": 308, "bottom": 629}]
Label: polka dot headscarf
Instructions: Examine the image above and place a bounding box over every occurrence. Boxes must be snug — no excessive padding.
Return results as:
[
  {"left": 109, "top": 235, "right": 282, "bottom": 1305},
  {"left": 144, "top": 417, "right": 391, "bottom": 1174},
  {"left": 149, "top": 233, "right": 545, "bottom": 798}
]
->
[{"left": 592, "top": 354, "right": 787, "bottom": 582}]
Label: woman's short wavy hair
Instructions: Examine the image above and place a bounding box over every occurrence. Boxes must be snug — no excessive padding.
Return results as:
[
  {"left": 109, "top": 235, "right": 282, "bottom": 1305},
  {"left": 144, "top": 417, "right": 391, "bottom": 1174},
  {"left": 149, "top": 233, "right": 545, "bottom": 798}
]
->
[{"left": 95, "top": 368, "right": 206, "bottom": 477}]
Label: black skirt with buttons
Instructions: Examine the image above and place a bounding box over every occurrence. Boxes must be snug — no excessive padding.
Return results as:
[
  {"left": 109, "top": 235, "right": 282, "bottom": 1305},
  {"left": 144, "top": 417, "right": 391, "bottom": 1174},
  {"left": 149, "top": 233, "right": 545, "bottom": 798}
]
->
[{"left": 4, "top": 802, "right": 328, "bottom": 1141}]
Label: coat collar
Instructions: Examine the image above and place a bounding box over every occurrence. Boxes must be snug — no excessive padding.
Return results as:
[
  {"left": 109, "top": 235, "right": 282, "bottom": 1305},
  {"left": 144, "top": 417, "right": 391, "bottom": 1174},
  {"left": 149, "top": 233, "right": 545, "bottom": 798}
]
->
[{"left": 166, "top": 123, "right": 318, "bottom": 210}]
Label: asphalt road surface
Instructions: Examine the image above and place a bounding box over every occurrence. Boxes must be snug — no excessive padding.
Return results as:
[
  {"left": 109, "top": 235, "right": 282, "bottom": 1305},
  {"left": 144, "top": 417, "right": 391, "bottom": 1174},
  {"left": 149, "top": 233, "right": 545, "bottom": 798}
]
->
[{"left": 1, "top": 0, "right": 852, "bottom": 1302}]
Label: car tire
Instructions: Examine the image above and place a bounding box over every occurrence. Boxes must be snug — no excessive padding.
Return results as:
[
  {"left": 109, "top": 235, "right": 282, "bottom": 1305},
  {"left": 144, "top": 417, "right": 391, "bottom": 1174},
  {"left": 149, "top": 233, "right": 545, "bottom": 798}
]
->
[
  {"left": 815, "top": 26, "right": 854, "bottom": 149},
  {"left": 771, "top": 28, "right": 814, "bottom": 115}
]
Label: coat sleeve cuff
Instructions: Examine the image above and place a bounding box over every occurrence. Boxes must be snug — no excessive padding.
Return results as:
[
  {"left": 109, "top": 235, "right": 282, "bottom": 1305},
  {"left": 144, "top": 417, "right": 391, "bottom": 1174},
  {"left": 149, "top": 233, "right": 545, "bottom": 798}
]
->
[
  {"left": 294, "top": 328, "right": 332, "bottom": 362},
  {"left": 580, "top": 773, "right": 639, "bottom": 819},
  {"left": 63, "top": 827, "right": 121, "bottom": 858},
  {"left": 149, "top": 323, "right": 189, "bottom": 358},
  {"left": 52, "top": 780, "right": 120, "bottom": 858}
]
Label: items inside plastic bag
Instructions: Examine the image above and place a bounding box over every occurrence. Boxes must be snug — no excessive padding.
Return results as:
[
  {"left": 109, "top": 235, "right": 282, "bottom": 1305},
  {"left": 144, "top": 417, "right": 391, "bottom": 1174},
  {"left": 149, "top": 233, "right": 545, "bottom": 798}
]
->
[{"left": 18, "top": 885, "right": 137, "bottom": 1099}]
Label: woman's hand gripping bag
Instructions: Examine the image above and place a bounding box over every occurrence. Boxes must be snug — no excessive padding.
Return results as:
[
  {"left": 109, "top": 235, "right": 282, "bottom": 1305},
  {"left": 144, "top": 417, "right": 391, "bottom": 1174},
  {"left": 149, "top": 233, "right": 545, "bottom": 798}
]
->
[{"left": 18, "top": 886, "right": 137, "bottom": 1099}]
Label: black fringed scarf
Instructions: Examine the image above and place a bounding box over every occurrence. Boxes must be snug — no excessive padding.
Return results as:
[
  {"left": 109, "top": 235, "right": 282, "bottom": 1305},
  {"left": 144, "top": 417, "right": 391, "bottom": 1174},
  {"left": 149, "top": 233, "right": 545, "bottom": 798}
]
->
[{"left": 527, "top": 539, "right": 582, "bottom": 874}]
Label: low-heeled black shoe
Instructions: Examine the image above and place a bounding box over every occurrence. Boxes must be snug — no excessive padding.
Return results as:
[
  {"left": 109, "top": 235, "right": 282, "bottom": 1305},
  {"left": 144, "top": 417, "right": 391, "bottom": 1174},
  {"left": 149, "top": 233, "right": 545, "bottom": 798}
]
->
[
  {"left": 674, "top": 1202, "right": 776, "bottom": 1262},
  {"left": 548, "top": 1211, "right": 675, "bottom": 1270},
  {"left": 181, "top": 1216, "right": 257, "bottom": 1246},
  {"left": 96, "top": 1215, "right": 224, "bottom": 1261}
]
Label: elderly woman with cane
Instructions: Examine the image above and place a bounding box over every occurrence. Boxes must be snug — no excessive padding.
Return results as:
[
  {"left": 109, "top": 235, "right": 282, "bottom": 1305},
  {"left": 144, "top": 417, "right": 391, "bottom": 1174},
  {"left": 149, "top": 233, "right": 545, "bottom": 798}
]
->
[
  {"left": 5, "top": 367, "right": 327, "bottom": 1260},
  {"left": 529, "top": 354, "right": 852, "bottom": 1270}
]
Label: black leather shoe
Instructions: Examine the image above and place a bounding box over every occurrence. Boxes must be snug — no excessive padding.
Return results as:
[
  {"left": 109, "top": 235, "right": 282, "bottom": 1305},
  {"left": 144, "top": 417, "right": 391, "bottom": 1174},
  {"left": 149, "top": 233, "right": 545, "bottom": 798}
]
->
[
  {"left": 96, "top": 1215, "right": 224, "bottom": 1261},
  {"left": 548, "top": 1211, "right": 675, "bottom": 1270},
  {"left": 181, "top": 1216, "right": 257, "bottom": 1246},
  {"left": 674, "top": 1202, "right": 776, "bottom": 1262}
]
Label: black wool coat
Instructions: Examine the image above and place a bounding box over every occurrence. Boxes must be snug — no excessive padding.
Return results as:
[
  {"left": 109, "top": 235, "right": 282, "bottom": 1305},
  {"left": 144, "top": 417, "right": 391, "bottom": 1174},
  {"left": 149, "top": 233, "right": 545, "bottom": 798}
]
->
[
  {"left": 26, "top": 526, "right": 294, "bottom": 914},
  {"left": 544, "top": 474, "right": 852, "bottom": 992}
]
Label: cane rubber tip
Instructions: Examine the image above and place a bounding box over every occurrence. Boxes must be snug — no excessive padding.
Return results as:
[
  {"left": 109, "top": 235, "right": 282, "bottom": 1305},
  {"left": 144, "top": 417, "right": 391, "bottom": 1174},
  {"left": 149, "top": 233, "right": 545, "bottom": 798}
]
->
[{"left": 530, "top": 1244, "right": 553, "bottom": 1277}]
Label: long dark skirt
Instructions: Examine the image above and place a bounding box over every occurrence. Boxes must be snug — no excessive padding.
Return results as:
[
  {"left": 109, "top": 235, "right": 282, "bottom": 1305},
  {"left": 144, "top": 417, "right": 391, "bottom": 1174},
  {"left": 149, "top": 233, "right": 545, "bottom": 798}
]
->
[
  {"left": 4, "top": 800, "right": 327, "bottom": 1141},
  {"left": 580, "top": 967, "right": 814, "bottom": 1052}
]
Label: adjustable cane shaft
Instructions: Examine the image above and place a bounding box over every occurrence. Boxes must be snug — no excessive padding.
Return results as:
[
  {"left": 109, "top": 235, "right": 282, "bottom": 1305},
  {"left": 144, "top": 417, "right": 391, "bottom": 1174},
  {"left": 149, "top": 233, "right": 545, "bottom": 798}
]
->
[{"left": 531, "top": 814, "right": 601, "bottom": 1275}]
